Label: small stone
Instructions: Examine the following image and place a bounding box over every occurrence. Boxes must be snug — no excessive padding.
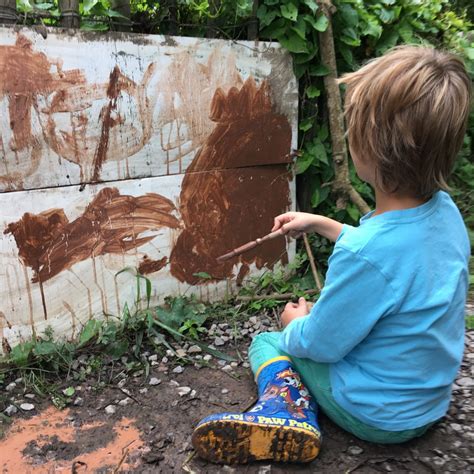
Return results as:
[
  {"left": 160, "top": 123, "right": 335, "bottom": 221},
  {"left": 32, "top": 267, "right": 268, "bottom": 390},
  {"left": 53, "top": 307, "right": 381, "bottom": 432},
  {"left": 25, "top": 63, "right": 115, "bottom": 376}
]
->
[
  {"left": 176, "top": 349, "right": 187, "bottom": 358},
  {"left": 6, "top": 382, "right": 16, "bottom": 392},
  {"left": 149, "top": 377, "right": 162, "bottom": 386},
  {"left": 188, "top": 345, "right": 202, "bottom": 354},
  {"left": 177, "top": 386, "right": 192, "bottom": 397},
  {"left": 169, "top": 380, "right": 180, "bottom": 387},
  {"left": 162, "top": 356, "right": 169, "bottom": 364},
  {"left": 73, "top": 397, "right": 84, "bottom": 407},
  {"left": 221, "top": 365, "right": 233, "bottom": 373},
  {"left": 118, "top": 398, "right": 131, "bottom": 406},
  {"left": 230, "top": 362, "right": 239, "bottom": 368},
  {"left": 20, "top": 403, "right": 35, "bottom": 411},
  {"left": 4, "top": 405, "right": 17, "bottom": 416},
  {"left": 214, "top": 337, "right": 225, "bottom": 346},
  {"left": 450, "top": 423, "right": 463, "bottom": 432},
  {"left": 190, "top": 390, "right": 197, "bottom": 397},
  {"left": 221, "top": 388, "right": 229, "bottom": 394},
  {"left": 456, "top": 377, "right": 474, "bottom": 387},
  {"left": 14, "top": 377, "right": 22, "bottom": 384},
  {"left": 242, "top": 362, "right": 250, "bottom": 368},
  {"left": 139, "top": 388, "right": 148, "bottom": 394},
  {"left": 249, "top": 316, "right": 258, "bottom": 325},
  {"left": 348, "top": 446, "right": 364, "bottom": 456},
  {"left": 203, "top": 355, "right": 212, "bottom": 362},
  {"left": 148, "top": 354, "right": 158, "bottom": 362},
  {"left": 24, "top": 393, "right": 35, "bottom": 399},
  {"left": 433, "top": 457, "right": 446, "bottom": 467},
  {"left": 173, "top": 366, "right": 184, "bottom": 374},
  {"left": 117, "top": 378, "right": 127, "bottom": 388},
  {"left": 105, "top": 405, "right": 116, "bottom": 415}
]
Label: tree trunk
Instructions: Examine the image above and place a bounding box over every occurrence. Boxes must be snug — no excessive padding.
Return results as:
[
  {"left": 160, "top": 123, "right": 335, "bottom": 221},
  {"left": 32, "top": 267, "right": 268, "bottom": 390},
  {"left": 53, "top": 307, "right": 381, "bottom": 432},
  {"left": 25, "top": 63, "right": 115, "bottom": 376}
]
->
[
  {"left": 247, "top": 0, "right": 259, "bottom": 40},
  {"left": 0, "top": 0, "right": 16, "bottom": 24},
  {"left": 59, "top": 0, "right": 80, "bottom": 28},
  {"left": 317, "top": 0, "right": 370, "bottom": 215},
  {"left": 168, "top": 0, "right": 178, "bottom": 36},
  {"left": 111, "top": 0, "right": 131, "bottom": 32}
]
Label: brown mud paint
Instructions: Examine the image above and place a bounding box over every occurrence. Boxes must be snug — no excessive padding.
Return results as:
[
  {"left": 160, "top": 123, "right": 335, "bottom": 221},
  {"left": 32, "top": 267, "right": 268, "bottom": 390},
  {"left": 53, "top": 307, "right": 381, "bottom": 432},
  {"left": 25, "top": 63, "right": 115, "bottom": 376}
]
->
[
  {"left": 0, "top": 34, "right": 86, "bottom": 187},
  {"left": 5, "top": 187, "right": 180, "bottom": 284},
  {"left": 0, "top": 407, "right": 145, "bottom": 473},
  {"left": 170, "top": 78, "right": 292, "bottom": 285},
  {"left": 138, "top": 256, "right": 168, "bottom": 275}
]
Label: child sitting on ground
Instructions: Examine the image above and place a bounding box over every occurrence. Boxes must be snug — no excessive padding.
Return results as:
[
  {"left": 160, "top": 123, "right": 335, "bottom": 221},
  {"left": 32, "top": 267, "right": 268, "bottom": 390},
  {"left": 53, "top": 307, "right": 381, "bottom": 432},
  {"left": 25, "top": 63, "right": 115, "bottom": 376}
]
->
[{"left": 191, "top": 45, "right": 472, "bottom": 464}]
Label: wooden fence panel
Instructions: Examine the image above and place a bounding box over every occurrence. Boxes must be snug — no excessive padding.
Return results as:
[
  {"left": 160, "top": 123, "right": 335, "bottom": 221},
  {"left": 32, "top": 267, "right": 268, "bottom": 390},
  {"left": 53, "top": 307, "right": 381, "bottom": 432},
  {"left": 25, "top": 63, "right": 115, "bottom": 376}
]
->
[{"left": 0, "top": 26, "right": 298, "bottom": 350}]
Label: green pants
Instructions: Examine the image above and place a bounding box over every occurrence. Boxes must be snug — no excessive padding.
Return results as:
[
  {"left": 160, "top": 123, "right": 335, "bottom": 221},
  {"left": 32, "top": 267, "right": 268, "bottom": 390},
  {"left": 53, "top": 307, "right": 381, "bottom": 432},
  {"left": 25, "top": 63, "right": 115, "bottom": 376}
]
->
[{"left": 249, "top": 332, "right": 434, "bottom": 444}]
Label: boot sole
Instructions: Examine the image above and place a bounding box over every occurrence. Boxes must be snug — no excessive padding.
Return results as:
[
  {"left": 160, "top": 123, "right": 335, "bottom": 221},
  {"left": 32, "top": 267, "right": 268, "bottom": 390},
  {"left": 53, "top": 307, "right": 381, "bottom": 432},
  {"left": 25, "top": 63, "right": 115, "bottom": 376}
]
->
[{"left": 192, "top": 419, "right": 321, "bottom": 464}]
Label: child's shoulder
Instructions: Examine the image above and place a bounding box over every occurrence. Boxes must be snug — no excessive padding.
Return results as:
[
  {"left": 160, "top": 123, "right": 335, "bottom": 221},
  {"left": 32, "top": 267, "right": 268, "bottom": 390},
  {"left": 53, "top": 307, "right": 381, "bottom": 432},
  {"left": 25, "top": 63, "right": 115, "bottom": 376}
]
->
[{"left": 336, "top": 191, "right": 469, "bottom": 260}]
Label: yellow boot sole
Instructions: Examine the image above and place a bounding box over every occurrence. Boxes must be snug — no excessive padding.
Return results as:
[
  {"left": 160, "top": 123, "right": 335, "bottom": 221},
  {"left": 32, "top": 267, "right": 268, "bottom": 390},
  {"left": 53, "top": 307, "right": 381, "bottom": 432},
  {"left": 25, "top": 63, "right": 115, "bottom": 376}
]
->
[{"left": 192, "top": 419, "right": 321, "bottom": 464}]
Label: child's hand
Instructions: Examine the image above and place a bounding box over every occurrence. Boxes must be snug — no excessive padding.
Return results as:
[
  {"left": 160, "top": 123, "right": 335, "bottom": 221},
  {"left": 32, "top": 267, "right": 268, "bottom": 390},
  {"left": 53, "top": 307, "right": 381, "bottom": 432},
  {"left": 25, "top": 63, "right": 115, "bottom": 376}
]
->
[
  {"left": 272, "top": 212, "right": 316, "bottom": 238},
  {"left": 281, "top": 297, "right": 309, "bottom": 328}
]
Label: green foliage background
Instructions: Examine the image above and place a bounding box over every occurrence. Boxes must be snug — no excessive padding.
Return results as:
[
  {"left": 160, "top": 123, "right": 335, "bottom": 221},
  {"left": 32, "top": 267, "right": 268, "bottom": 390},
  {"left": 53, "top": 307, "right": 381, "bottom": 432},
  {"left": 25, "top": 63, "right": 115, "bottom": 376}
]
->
[{"left": 16, "top": 0, "right": 474, "bottom": 250}]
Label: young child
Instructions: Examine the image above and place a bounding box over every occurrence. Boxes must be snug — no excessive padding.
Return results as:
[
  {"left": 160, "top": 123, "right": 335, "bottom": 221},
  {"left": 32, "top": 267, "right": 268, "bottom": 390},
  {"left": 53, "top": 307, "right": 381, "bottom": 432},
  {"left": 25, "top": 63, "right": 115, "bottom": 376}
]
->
[{"left": 191, "top": 45, "right": 472, "bottom": 464}]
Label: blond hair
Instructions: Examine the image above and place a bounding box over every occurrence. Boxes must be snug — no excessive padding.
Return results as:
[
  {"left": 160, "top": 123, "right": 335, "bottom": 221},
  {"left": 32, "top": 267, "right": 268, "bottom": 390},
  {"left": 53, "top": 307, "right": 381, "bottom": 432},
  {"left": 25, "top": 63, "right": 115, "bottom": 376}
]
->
[{"left": 338, "top": 45, "right": 472, "bottom": 199}]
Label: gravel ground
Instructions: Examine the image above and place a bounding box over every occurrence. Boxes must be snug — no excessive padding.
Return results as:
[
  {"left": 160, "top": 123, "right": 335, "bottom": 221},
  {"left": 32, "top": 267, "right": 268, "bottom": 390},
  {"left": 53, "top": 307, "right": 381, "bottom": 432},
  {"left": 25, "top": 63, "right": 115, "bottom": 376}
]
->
[{"left": 1, "top": 304, "right": 473, "bottom": 473}]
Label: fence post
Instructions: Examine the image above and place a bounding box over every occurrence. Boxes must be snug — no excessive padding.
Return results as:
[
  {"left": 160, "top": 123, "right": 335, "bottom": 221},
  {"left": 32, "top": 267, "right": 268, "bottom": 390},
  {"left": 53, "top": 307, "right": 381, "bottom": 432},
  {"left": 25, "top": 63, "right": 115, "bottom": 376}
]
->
[
  {"left": 59, "top": 0, "right": 80, "bottom": 28},
  {"left": 248, "top": 0, "right": 259, "bottom": 40},
  {"left": 111, "top": 0, "right": 131, "bottom": 32},
  {"left": 0, "top": 0, "right": 16, "bottom": 24}
]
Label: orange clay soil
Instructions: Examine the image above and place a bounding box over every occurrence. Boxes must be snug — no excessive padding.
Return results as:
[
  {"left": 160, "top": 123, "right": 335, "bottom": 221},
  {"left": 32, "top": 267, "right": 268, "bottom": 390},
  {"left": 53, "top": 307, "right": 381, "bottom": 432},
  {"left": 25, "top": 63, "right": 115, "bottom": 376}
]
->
[{"left": 0, "top": 407, "right": 146, "bottom": 473}]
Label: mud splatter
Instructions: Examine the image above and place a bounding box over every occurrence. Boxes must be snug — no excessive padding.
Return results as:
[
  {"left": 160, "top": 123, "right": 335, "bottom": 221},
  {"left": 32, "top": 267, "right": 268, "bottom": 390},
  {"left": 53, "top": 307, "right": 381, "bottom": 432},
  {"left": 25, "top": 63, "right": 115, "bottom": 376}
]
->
[
  {"left": 0, "top": 407, "right": 145, "bottom": 473},
  {"left": 170, "top": 78, "right": 292, "bottom": 285},
  {"left": 5, "top": 187, "right": 180, "bottom": 284},
  {"left": 0, "top": 34, "right": 86, "bottom": 188},
  {"left": 138, "top": 256, "right": 168, "bottom": 275}
]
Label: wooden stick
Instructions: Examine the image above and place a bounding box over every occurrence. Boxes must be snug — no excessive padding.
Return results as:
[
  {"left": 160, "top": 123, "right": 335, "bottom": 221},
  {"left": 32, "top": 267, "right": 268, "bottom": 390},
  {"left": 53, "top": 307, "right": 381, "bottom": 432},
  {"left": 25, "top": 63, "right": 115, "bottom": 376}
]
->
[
  {"left": 303, "top": 234, "right": 322, "bottom": 291},
  {"left": 236, "top": 289, "right": 319, "bottom": 301},
  {"left": 217, "top": 229, "right": 284, "bottom": 262}
]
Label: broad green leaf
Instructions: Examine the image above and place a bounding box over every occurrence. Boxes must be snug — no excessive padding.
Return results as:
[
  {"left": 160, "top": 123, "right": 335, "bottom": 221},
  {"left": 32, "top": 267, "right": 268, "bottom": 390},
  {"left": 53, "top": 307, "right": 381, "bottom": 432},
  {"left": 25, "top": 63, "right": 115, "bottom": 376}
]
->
[
  {"left": 63, "top": 387, "right": 75, "bottom": 397},
  {"left": 299, "top": 117, "right": 314, "bottom": 132},
  {"left": 313, "top": 14, "right": 329, "bottom": 32},
  {"left": 79, "top": 320, "right": 101, "bottom": 346},
  {"left": 291, "top": 16, "right": 307, "bottom": 40},
  {"left": 341, "top": 28, "right": 361, "bottom": 47},
  {"left": 257, "top": 5, "right": 279, "bottom": 28},
  {"left": 278, "top": 32, "right": 309, "bottom": 54},
  {"left": 260, "top": 18, "right": 287, "bottom": 39},
  {"left": 295, "top": 153, "right": 314, "bottom": 175},
  {"left": 106, "top": 9, "right": 131, "bottom": 20},
  {"left": 309, "top": 64, "right": 330, "bottom": 76},
  {"left": 80, "top": 21, "right": 109, "bottom": 31},
  {"left": 311, "top": 185, "right": 330, "bottom": 208},
  {"left": 33, "top": 341, "right": 57, "bottom": 356},
  {"left": 193, "top": 272, "right": 213, "bottom": 279},
  {"left": 313, "top": 141, "right": 328, "bottom": 165},
  {"left": 34, "top": 3, "right": 55, "bottom": 10},
  {"left": 17, "top": 0, "right": 33, "bottom": 12},
  {"left": 362, "top": 19, "right": 382, "bottom": 38},
  {"left": 398, "top": 20, "right": 414, "bottom": 42},
  {"left": 281, "top": 4, "right": 298, "bottom": 22},
  {"left": 306, "top": 85, "right": 321, "bottom": 98},
  {"left": 346, "top": 204, "right": 361, "bottom": 221},
  {"left": 303, "top": 0, "right": 318, "bottom": 14},
  {"left": 83, "top": 0, "right": 100, "bottom": 14},
  {"left": 9, "top": 342, "right": 34, "bottom": 367},
  {"left": 339, "top": 45, "right": 354, "bottom": 66},
  {"left": 338, "top": 3, "right": 359, "bottom": 28},
  {"left": 106, "top": 340, "right": 129, "bottom": 359}
]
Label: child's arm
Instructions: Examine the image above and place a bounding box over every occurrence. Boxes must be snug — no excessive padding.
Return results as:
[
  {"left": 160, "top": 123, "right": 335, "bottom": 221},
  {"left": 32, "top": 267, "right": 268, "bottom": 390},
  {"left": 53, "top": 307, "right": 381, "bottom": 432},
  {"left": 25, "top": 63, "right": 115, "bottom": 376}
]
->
[
  {"left": 279, "top": 246, "right": 396, "bottom": 363},
  {"left": 272, "top": 212, "right": 344, "bottom": 242}
]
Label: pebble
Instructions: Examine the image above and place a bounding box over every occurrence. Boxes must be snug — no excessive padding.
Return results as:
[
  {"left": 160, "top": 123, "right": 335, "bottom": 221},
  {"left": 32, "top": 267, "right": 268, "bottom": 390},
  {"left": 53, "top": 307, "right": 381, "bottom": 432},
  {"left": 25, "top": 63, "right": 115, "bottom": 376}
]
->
[
  {"left": 20, "top": 403, "right": 35, "bottom": 411},
  {"left": 221, "top": 388, "right": 229, "bottom": 394},
  {"left": 456, "top": 377, "right": 473, "bottom": 387},
  {"left": 73, "top": 397, "right": 84, "bottom": 407},
  {"left": 173, "top": 366, "right": 184, "bottom": 374},
  {"left": 139, "top": 388, "right": 148, "bottom": 394},
  {"left": 188, "top": 345, "right": 202, "bottom": 354},
  {"left": 176, "top": 349, "right": 187, "bottom": 358},
  {"left": 6, "top": 382, "right": 16, "bottom": 392},
  {"left": 203, "top": 355, "right": 212, "bottom": 362},
  {"left": 118, "top": 398, "right": 132, "bottom": 406},
  {"left": 4, "top": 405, "right": 17, "bottom": 416},
  {"left": 221, "top": 365, "right": 233, "bottom": 372},
  {"left": 149, "top": 377, "right": 162, "bottom": 386},
  {"left": 347, "top": 446, "right": 364, "bottom": 456},
  {"left": 105, "top": 405, "right": 116, "bottom": 415},
  {"left": 214, "top": 337, "right": 225, "bottom": 346},
  {"left": 177, "top": 386, "right": 192, "bottom": 397},
  {"left": 148, "top": 354, "right": 158, "bottom": 362}
]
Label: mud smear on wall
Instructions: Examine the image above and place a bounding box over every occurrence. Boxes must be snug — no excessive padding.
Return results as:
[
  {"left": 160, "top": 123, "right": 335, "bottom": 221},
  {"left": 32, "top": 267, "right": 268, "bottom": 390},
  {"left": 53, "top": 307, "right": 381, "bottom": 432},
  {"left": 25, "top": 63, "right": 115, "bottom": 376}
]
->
[
  {"left": 170, "top": 78, "right": 292, "bottom": 285},
  {"left": 5, "top": 187, "right": 179, "bottom": 285},
  {"left": 0, "top": 33, "right": 158, "bottom": 188},
  {"left": 139, "top": 256, "right": 168, "bottom": 275}
]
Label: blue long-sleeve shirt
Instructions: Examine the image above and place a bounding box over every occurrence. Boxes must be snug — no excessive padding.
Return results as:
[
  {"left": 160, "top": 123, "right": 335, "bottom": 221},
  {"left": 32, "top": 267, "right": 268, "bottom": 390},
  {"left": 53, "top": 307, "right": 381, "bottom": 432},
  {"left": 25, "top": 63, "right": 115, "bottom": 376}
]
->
[{"left": 280, "top": 191, "right": 470, "bottom": 430}]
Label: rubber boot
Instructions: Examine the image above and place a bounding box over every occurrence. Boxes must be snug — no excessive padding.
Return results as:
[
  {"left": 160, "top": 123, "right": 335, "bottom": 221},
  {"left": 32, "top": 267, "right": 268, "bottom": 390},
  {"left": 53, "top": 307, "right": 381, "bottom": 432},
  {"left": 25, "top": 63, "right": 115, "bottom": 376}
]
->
[{"left": 192, "top": 356, "right": 321, "bottom": 464}]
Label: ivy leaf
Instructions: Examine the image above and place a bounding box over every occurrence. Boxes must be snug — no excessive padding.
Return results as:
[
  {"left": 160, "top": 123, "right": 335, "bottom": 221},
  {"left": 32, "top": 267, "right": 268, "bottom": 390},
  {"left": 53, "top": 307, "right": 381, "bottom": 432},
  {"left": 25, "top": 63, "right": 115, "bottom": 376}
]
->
[
  {"left": 341, "top": 28, "right": 361, "bottom": 47},
  {"left": 303, "top": 0, "right": 318, "bottom": 14},
  {"left": 34, "top": 3, "right": 55, "bottom": 10},
  {"left": 313, "top": 14, "right": 329, "bottom": 32},
  {"left": 79, "top": 320, "right": 101, "bottom": 346},
  {"left": 306, "top": 85, "right": 321, "bottom": 98},
  {"left": 309, "top": 64, "right": 330, "bottom": 76},
  {"left": 295, "top": 153, "right": 314, "bottom": 175},
  {"left": 361, "top": 19, "right": 382, "bottom": 39},
  {"left": 398, "top": 20, "right": 414, "bottom": 42},
  {"left": 278, "top": 32, "right": 309, "bottom": 54},
  {"left": 193, "top": 272, "right": 213, "bottom": 280},
  {"left": 17, "top": 0, "right": 33, "bottom": 12},
  {"left": 311, "top": 186, "right": 330, "bottom": 208},
  {"left": 339, "top": 3, "right": 359, "bottom": 28},
  {"left": 312, "top": 140, "right": 328, "bottom": 165},
  {"left": 257, "top": 5, "right": 279, "bottom": 28},
  {"left": 299, "top": 117, "right": 314, "bottom": 132},
  {"left": 83, "top": 0, "right": 100, "bottom": 13},
  {"left": 291, "top": 15, "right": 307, "bottom": 40},
  {"left": 281, "top": 4, "right": 298, "bottom": 22},
  {"left": 346, "top": 204, "right": 361, "bottom": 222},
  {"left": 81, "top": 21, "right": 109, "bottom": 31},
  {"left": 339, "top": 45, "right": 354, "bottom": 66},
  {"left": 260, "top": 18, "right": 287, "bottom": 39}
]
